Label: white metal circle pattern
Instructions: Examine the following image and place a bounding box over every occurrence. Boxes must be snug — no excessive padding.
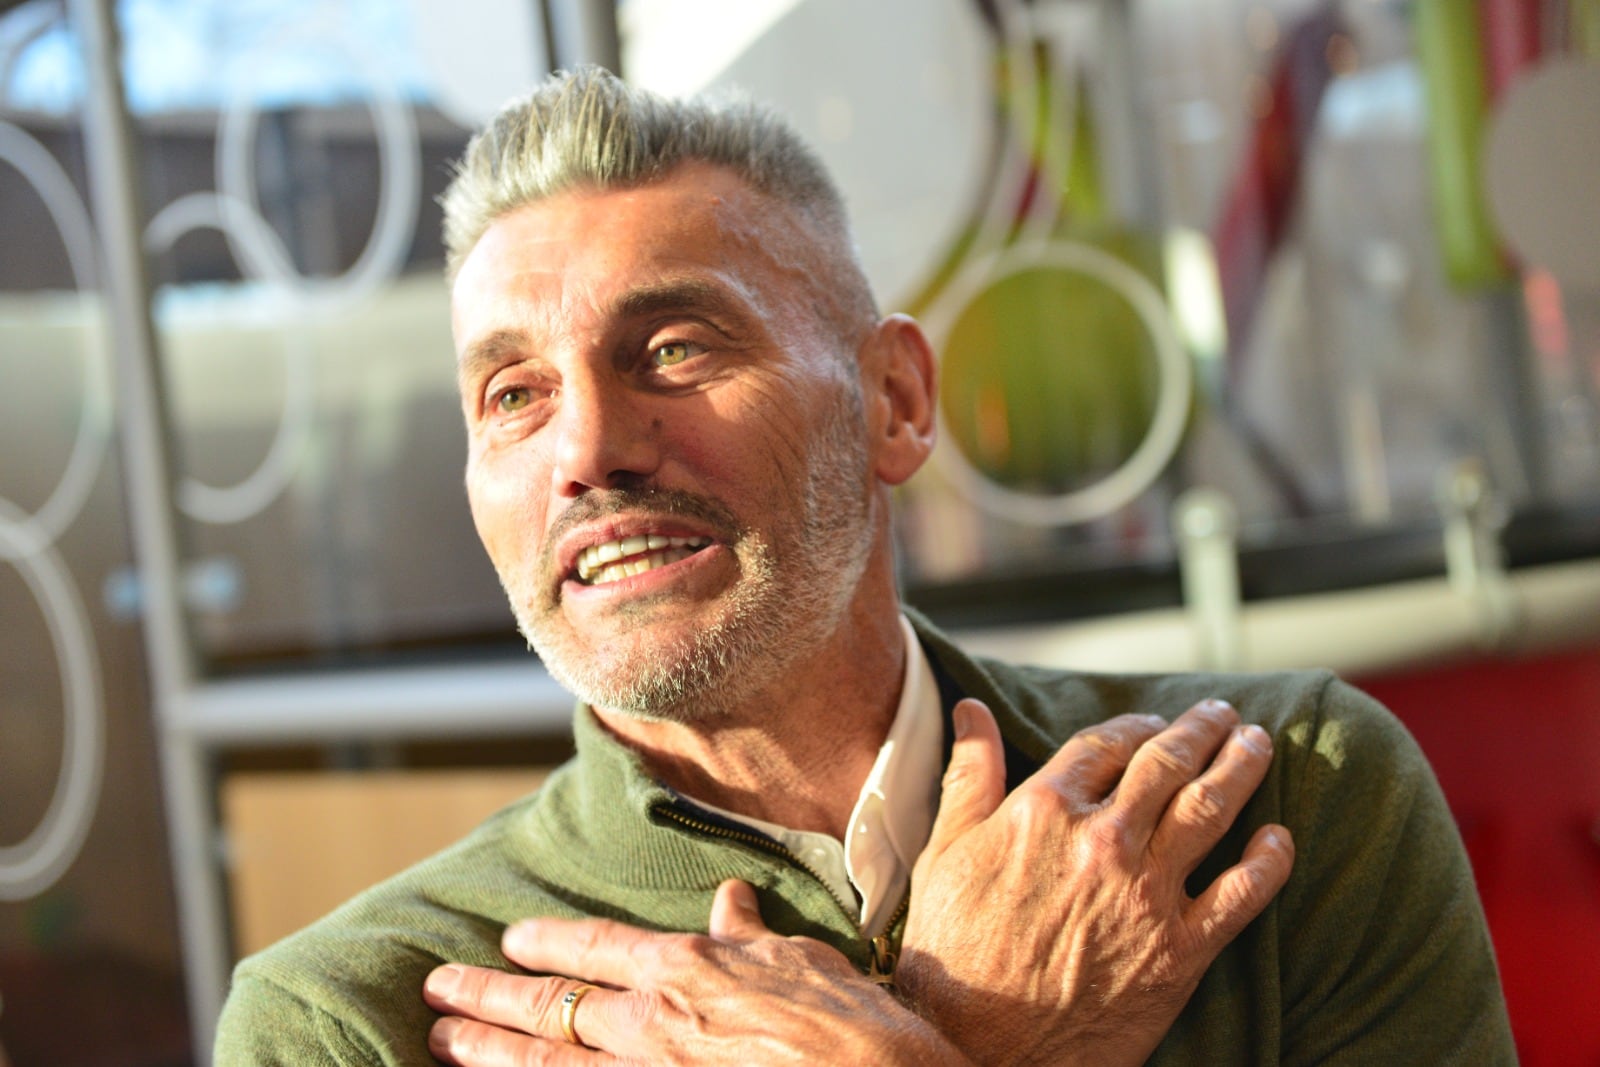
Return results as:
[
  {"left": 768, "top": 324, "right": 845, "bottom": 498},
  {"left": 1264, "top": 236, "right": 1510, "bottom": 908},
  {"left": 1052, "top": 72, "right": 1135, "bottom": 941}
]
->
[
  {"left": 921, "top": 239, "right": 1193, "bottom": 527},
  {"left": 0, "top": 120, "right": 111, "bottom": 559},
  {"left": 0, "top": 503, "right": 105, "bottom": 900},
  {"left": 912, "top": 0, "right": 1192, "bottom": 527},
  {"left": 0, "top": 121, "right": 107, "bottom": 899},
  {"left": 141, "top": 16, "right": 421, "bottom": 525}
]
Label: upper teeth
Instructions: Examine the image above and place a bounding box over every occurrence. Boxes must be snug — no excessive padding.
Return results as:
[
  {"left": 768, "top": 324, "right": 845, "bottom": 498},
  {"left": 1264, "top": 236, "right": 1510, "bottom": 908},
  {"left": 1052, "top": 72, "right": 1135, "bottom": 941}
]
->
[{"left": 576, "top": 534, "right": 711, "bottom": 584}]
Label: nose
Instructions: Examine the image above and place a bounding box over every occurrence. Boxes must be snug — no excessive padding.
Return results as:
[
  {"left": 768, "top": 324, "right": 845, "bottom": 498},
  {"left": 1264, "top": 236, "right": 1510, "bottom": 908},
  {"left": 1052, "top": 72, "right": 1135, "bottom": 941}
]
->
[{"left": 549, "top": 372, "right": 661, "bottom": 497}]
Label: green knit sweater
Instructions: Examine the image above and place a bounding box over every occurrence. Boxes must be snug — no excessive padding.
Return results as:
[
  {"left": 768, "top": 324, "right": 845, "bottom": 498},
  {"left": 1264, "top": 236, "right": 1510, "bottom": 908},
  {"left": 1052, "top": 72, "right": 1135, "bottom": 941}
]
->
[{"left": 215, "top": 617, "right": 1516, "bottom": 1064}]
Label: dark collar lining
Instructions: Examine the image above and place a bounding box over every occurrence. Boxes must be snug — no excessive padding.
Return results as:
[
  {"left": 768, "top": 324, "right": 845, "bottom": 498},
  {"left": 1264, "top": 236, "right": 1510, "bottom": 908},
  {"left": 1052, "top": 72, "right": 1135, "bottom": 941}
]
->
[{"left": 927, "top": 639, "right": 1042, "bottom": 794}]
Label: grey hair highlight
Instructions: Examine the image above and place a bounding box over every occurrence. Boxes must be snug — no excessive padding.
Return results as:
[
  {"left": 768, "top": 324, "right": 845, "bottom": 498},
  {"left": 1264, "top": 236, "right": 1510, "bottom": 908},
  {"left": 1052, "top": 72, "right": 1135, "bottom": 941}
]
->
[{"left": 441, "top": 65, "right": 870, "bottom": 313}]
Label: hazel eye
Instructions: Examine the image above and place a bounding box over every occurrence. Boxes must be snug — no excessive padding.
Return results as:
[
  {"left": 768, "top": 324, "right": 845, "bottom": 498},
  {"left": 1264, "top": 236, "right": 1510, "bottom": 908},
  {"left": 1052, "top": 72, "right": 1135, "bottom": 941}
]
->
[
  {"left": 652, "top": 342, "right": 692, "bottom": 368},
  {"left": 497, "top": 387, "right": 532, "bottom": 413}
]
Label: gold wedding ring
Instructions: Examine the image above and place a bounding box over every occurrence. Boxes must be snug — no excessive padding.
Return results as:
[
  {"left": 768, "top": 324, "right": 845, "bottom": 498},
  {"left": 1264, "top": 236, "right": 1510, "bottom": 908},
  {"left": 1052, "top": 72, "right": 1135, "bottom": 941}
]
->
[{"left": 559, "top": 983, "right": 598, "bottom": 1047}]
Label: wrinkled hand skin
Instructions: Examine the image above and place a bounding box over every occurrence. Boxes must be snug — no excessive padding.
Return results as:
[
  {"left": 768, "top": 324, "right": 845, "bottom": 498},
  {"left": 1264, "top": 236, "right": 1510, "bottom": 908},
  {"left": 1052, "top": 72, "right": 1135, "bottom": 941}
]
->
[
  {"left": 423, "top": 880, "right": 975, "bottom": 1066},
  {"left": 896, "top": 699, "right": 1295, "bottom": 1067}
]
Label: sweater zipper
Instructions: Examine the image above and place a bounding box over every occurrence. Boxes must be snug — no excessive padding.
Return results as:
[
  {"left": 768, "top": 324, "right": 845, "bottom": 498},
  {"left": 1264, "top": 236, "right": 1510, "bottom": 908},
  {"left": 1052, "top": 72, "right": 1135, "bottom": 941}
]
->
[
  {"left": 867, "top": 892, "right": 910, "bottom": 989},
  {"left": 652, "top": 802, "right": 906, "bottom": 986}
]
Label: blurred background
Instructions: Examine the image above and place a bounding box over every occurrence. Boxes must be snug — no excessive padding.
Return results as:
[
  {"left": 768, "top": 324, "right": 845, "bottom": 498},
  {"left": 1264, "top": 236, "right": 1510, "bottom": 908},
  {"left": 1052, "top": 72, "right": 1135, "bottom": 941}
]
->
[{"left": 1, "top": 0, "right": 1597, "bottom": 1063}]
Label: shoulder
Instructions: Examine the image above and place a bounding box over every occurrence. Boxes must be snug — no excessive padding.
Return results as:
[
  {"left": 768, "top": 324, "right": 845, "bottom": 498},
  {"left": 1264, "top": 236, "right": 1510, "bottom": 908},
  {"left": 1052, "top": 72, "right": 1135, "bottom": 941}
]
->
[
  {"left": 908, "top": 609, "right": 1394, "bottom": 760},
  {"left": 217, "top": 787, "right": 581, "bottom": 1062},
  {"left": 991, "top": 662, "right": 1432, "bottom": 826},
  {"left": 963, "top": 650, "right": 1389, "bottom": 764}
]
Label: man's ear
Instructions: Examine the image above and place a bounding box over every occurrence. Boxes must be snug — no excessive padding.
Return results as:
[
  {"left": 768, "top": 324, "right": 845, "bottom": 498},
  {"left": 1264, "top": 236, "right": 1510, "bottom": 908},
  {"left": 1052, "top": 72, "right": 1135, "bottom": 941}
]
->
[{"left": 863, "top": 313, "right": 937, "bottom": 486}]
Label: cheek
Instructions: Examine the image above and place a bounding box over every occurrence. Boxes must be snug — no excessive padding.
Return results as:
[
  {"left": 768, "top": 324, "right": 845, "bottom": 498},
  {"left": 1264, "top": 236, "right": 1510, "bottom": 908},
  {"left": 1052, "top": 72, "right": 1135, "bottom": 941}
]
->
[
  {"left": 465, "top": 450, "right": 549, "bottom": 563},
  {"left": 694, "top": 379, "right": 825, "bottom": 479},
  {"left": 666, "top": 395, "right": 795, "bottom": 503}
]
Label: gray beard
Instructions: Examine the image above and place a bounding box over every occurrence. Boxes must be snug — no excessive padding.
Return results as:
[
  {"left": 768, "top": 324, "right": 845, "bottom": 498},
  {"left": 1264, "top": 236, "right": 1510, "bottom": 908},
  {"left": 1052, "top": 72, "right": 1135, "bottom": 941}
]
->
[
  {"left": 528, "top": 531, "right": 796, "bottom": 723},
  {"left": 508, "top": 383, "right": 875, "bottom": 724}
]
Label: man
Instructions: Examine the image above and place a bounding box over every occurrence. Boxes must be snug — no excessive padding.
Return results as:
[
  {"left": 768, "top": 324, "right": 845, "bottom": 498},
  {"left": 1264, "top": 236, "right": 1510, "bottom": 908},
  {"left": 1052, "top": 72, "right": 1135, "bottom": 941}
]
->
[{"left": 215, "top": 67, "right": 1514, "bottom": 1065}]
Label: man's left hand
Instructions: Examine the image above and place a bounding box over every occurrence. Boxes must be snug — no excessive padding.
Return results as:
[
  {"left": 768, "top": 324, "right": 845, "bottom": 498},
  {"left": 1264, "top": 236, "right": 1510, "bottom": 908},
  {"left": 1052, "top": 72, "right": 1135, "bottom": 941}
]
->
[
  {"left": 894, "top": 698, "right": 1293, "bottom": 1067},
  {"left": 423, "top": 879, "right": 971, "bottom": 1066}
]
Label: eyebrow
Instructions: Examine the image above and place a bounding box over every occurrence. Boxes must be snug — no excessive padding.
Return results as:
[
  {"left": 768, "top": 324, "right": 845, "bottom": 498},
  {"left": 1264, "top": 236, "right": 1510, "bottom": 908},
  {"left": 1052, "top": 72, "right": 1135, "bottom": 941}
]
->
[
  {"left": 456, "top": 328, "right": 539, "bottom": 396},
  {"left": 612, "top": 278, "right": 747, "bottom": 325}
]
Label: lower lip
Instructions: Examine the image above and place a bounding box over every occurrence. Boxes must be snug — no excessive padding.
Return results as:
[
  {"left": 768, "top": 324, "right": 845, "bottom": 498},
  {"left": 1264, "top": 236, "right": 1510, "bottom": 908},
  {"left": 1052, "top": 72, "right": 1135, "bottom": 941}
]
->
[{"left": 561, "top": 543, "right": 724, "bottom": 601}]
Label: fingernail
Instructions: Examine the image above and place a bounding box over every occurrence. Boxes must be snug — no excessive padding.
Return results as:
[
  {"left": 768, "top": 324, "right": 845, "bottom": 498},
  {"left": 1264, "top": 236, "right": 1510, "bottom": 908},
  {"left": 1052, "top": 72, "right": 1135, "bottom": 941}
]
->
[
  {"left": 1199, "top": 698, "right": 1234, "bottom": 714},
  {"left": 502, "top": 919, "right": 539, "bottom": 954},
  {"left": 429, "top": 1016, "right": 462, "bottom": 1052},
  {"left": 1235, "top": 724, "right": 1270, "bottom": 754},
  {"left": 425, "top": 964, "right": 461, "bottom": 999},
  {"left": 1141, "top": 714, "right": 1167, "bottom": 727},
  {"left": 954, "top": 702, "right": 970, "bottom": 739}
]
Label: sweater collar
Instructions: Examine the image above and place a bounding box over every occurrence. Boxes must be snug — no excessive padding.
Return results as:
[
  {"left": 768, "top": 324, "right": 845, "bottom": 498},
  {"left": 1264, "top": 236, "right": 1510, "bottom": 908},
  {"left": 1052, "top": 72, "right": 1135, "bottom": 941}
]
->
[{"left": 524, "top": 610, "right": 1053, "bottom": 894}]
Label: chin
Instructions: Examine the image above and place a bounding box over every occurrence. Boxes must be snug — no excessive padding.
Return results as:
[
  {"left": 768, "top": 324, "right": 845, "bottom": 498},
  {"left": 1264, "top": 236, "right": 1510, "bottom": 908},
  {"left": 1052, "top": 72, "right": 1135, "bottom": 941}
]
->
[
  {"left": 530, "top": 592, "right": 831, "bottom": 725},
  {"left": 515, "top": 609, "right": 722, "bottom": 720},
  {"left": 543, "top": 639, "right": 746, "bottom": 724}
]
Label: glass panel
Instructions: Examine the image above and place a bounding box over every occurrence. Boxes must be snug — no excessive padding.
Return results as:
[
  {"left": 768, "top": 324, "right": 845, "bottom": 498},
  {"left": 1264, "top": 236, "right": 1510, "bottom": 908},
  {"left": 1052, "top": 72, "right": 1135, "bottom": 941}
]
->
[
  {"left": 124, "top": 0, "right": 549, "bottom": 666},
  {"left": 0, "top": 1, "right": 188, "bottom": 1059},
  {"left": 620, "top": 0, "right": 1600, "bottom": 620}
]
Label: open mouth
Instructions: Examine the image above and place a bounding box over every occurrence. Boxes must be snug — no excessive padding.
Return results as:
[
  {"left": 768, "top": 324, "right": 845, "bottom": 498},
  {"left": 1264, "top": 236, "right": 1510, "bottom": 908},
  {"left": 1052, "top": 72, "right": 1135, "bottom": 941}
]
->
[{"left": 575, "top": 534, "right": 713, "bottom": 586}]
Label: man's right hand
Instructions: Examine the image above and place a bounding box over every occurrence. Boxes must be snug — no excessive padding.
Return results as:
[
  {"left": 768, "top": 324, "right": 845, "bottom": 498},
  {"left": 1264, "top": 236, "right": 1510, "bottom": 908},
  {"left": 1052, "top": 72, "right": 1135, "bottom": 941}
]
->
[{"left": 895, "top": 698, "right": 1295, "bottom": 1067}]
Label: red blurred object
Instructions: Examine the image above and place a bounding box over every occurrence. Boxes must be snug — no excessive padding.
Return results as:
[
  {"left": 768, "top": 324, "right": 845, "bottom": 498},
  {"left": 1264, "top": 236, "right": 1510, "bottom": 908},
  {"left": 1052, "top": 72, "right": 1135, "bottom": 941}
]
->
[
  {"left": 0, "top": 949, "right": 190, "bottom": 1066},
  {"left": 1356, "top": 643, "right": 1600, "bottom": 1066},
  {"left": 1212, "top": 5, "right": 1344, "bottom": 369},
  {"left": 1479, "top": 0, "right": 1544, "bottom": 100}
]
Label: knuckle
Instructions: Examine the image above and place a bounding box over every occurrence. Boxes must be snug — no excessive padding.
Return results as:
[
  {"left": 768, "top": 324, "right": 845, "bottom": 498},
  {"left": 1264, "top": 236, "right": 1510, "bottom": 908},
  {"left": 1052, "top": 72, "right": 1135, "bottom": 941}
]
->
[
  {"left": 1124, "top": 870, "right": 1165, "bottom": 915},
  {"left": 1007, "top": 783, "right": 1070, "bottom": 830},
  {"left": 1078, "top": 730, "right": 1130, "bottom": 762},
  {"left": 739, "top": 934, "right": 783, "bottom": 964},
  {"left": 746, "top": 935, "right": 814, "bottom": 976},
  {"left": 1141, "top": 735, "right": 1197, "bottom": 777},
  {"left": 1201, "top": 871, "right": 1271, "bottom": 941},
  {"left": 679, "top": 932, "right": 717, "bottom": 962},
  {"left": 458, "top": 968, "right": 522, "bottom": 1017},
  {"left": 450, "top": 966, "right": 493, "bottom": 1004},
  {"left": 656, "top": 931, "right": 715, "bottom": 971},
  {"left": 569, "top": 921, "right": 607, "bottom": 956},
  {"left": 1175, "top": 779, "right": 1232, "bottom": 833},
  {"left": 940, "top": 756, "right": 980, "bottom": 793},
  {"left": 617, "top": 990, "right": 658, "bottom": 1032},
  {"left": 784, "top": 933, "right": 842, "bottom": 970},
  {"left": 1224, "top": 864, "right": 1269, "bottom": 912},
  {"left": 520, "top": 979, "right": 567, "bottom": 1022},
  {"left": 1073, "top": 721, "right": 1140, "bottom": 763},
  {"left": 1084, "top": 808, "right": 1136, "bottom": 857}
]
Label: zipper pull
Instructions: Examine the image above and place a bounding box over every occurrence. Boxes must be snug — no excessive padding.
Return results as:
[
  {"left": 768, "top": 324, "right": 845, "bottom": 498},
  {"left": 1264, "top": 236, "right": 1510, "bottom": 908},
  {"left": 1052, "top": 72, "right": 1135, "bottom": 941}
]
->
[{"left": 867, "top": 934, "right": 898, "bottom": 988}]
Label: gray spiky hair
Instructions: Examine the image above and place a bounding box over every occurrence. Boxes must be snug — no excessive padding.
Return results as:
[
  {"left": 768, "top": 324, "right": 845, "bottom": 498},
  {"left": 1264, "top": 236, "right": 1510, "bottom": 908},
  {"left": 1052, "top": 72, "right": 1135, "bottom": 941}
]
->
[{"left": 440, "top": 65, "right": 867, "bottom": 302}]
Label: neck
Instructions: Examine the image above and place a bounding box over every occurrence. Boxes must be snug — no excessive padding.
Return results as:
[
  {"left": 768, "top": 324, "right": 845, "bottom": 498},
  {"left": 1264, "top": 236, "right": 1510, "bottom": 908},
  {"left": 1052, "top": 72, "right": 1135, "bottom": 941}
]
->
[{"left": 592, "top": 604, "right": 906, "bottom": 840}]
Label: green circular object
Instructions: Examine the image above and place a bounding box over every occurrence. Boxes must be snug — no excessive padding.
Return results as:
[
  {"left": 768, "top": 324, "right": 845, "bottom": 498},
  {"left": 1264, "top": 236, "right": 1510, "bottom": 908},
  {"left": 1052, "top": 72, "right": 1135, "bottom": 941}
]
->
[{"left": 939, "top": 240, "right": 1162, "bottom": 493}]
